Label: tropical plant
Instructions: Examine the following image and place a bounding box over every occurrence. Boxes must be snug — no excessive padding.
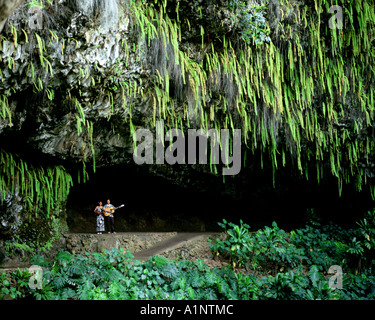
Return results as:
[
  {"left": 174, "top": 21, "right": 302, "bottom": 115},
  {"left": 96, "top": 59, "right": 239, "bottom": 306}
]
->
[
  {"left": 337, "top": 271, "right": 375, "bottom": 300},
  {"left": 253, "top": 222, "right": 305, "bottom": 273},
  {"left": 258, "top": 265, "right": 339, "bottom": 300},
  {"left": 209, "top": 219, "right": 253, "bottom": 268},
  {"left": 357, "top": 209, "right": 375, "bottom": 251},
  {"left": 228, "top": 0, "right": 271, "bottom": 44},
  {"left": 210, "top": 220, "right": 305, "bottom": 273},
  {"left": 291, "top": 225, "right": 339, "bottom": 270},
  {"left": 2, "top": 0, "right": 375, "bottom": 197}
]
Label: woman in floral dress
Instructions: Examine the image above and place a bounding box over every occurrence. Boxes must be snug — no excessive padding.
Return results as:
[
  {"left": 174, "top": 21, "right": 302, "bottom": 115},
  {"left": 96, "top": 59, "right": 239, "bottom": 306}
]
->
[{"left": 94, "top": 201, "right": 105, "bottom": 234}]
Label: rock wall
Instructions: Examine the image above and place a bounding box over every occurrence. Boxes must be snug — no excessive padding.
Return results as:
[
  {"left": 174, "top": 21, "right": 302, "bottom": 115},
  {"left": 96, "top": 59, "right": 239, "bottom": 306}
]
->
[
  {"left": 0, "top": 0, "right": 24, "bottom": 32},
  {"left": 64, "top": 232, "right": 177, "bottom": 255},
  {"left": 0, "top": 231, "right": 177, "bottom": 267}
]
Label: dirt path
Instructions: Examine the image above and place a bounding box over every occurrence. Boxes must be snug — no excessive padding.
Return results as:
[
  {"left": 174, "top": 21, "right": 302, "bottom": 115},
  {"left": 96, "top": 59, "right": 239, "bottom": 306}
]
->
[{"left": 133, "top": 232, "right": 214, "bottom": 261}]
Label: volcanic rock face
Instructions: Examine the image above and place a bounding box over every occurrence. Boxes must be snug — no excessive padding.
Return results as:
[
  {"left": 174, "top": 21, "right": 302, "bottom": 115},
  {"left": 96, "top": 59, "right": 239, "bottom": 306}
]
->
[
  {"left": 0, "top": 0, "right": 25, "bottom": 32},
  {"left": 0, "top": 0, "right": 251, "bottom": 190},
  {"left": 1, "top": 1, "right": 132, "bottom": 162},
  {"left": 0, "top": 191, "right": 23, "bottom": 235}
]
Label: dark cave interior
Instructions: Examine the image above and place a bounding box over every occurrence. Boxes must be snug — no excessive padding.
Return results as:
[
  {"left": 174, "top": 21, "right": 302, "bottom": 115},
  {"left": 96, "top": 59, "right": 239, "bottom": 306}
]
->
[{"left": 66, "top": 162, "right": 375, "bottom": 233}]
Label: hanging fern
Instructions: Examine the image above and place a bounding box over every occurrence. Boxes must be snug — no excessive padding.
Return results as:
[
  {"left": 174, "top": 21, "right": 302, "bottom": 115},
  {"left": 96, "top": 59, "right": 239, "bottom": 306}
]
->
[
  {"left": 2, "top": 0, "right": 374, "bottom": 201},
  {"left": 122, "top": 0, "right": 375, "bottom": 197},
  {"left": 0, "top": 150, "right": 73, "bottom": 217},
  {"left": 0, "top": 94, "right": 12, "bottom": 125}
]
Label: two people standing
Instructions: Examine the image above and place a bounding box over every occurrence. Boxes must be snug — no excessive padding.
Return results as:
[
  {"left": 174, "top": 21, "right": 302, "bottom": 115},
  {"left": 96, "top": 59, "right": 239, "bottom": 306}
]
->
[{"left": 94, "top": 199, "right": 123, "bottom": 234}]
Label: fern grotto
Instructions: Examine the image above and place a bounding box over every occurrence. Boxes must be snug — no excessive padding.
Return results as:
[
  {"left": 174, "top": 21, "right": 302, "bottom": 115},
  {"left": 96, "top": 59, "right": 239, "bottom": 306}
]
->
[{"left": 0, "top": 0, "right": 374, "bottom": 303}]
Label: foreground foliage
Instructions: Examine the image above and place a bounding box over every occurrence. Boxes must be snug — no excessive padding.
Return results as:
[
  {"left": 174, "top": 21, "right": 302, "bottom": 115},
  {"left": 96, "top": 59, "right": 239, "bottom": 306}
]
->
[
  {"left": 210, "top": 210, "right": 375, "bottom": 276},
  {"left": 209, "top": 210, "right": 375, "bottom": 300},
  {"left": 1, "top": 212, "right": 375, "bottom": 300}
]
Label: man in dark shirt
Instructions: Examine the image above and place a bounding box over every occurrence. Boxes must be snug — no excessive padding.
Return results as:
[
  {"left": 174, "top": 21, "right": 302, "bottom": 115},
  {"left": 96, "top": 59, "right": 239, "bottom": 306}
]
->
[{"left": 104, "top": 199, "right": 116, "bottom": 234}]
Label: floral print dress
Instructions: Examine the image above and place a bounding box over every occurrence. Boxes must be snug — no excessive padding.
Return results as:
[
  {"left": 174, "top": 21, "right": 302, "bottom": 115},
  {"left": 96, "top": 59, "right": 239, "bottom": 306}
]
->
[{"left": 96, "top": 207, "right": 105, "bottom": 232}]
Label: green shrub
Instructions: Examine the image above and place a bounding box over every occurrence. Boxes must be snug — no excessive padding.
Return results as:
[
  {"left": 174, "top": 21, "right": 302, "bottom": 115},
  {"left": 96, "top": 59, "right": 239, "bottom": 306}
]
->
[
  {"left": 209, "top": 219, "right": 306, "bottom": 273},
  {"left": 337, "top": 271, "right": 375, "bottom": 300},
  {"left": 258, "top": 265, "right": 340, "bottom": 300},
  {"left": 290, "top": 211, "right": 375, "bottom": 273},
  {"left": 253, "top": 222, "right": 305, "bottom": 273},
  {"left": 226, "top": 0, "right": 271, "bottom": 44},
  {"left": 290, "top": 225, "right": 339, "bottom": 270},
  {"left": 0, "top": 267, "right": 53, "bottom": 300},
  {"left": 209, "top": 219, "right": 253, "bottom": 268}
]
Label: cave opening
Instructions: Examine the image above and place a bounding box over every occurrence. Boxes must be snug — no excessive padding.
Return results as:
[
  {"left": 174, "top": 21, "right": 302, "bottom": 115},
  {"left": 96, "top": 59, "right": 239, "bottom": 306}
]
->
[
  {"left": 66, "top": 161, "right": 375, "bottom": 234},
  {"left": 66, "top": 164, "right": 239, "bottom": 233}
]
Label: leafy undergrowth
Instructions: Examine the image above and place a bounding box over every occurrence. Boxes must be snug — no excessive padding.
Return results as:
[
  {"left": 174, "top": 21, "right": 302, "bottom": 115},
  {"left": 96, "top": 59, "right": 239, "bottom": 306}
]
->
[
  {"left": 209, "top": 210, "right": 375, "bottom": 300},
  {"left": 1, "top": 211, "right": 375, "bottom": 300}
]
